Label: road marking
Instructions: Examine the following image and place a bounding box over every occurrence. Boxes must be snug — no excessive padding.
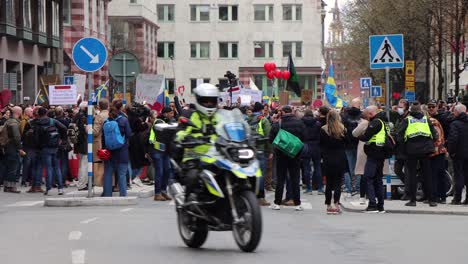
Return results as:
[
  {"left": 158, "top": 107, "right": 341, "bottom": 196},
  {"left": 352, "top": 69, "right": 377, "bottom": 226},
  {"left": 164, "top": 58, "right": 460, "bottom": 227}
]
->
[
  {"left": 68, "top": 231, "right": 82, "bottom": 241},
  {"left": 71, "top": 249, "right": 86, "bottom": 264},
  {"left": 5, "top": 201, "right": 43, "bottom": 207},
  {"left": 120, "top": 208, "right": 134, "bottom": 212},
  {"left": 80, "top": 217, "right": 99, "bottom": 224}
]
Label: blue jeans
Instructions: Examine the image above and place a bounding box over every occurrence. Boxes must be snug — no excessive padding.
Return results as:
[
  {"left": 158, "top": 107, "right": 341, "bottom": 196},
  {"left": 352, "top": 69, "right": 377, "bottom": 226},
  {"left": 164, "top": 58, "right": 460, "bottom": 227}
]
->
[
  {"left": 103, "top": 160, "right": 128, "bottom": 197},
  {"left": 344, "top": 149, "right": 357, "bottom": 193},
  {"left": 39, "top": 151, "right": 63, "bottom": 191},
  {"left": 364, "top": 157, "right": 385, "bottom": 208},
  {"left": 304, "top": 150, "right": 323, "bottom": 192},
  {"left": 58, "top": 150, "right": 70, "bottom": 182},
  {"left": 23, "top": 151, "right": 40, "bottom": 186},
  {"left": 152, "top": 151, "right": 172, "bottom": 194}
]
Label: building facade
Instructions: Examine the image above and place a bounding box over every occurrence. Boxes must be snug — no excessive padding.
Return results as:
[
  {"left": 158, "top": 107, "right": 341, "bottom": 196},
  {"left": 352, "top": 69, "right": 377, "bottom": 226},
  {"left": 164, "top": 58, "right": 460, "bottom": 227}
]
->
[
  {"left": 63, "top": 0, "right": 111, "bottom": 90},
  {"left": 108, "top": 0, "right": 159, "bottom": 76},
  {"left": 0, "top": 0, "right": 63, "bottom": 104},
  {"left": 155, "top": 0, "right": 326, "bottom": 100}
]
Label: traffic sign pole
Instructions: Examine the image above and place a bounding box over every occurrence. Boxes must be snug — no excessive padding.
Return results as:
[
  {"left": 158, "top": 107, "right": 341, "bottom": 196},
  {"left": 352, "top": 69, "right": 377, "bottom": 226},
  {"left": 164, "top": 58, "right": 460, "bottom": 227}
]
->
[
  {"left": 385, "top": 67, "right": 391, "bottom": 123},
  {"left": 123, "top": 53, "right": 127, "bottom": 105},
  {"left": 87, "top": 73, "right": 94, "bottom": 198}
]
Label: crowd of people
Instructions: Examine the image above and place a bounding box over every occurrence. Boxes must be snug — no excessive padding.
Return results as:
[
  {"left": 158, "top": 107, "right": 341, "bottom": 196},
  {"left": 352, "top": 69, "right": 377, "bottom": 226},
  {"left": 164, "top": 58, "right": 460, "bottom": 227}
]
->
[{"left": 0, "top": 89, "right": 467, "bottom": 215}]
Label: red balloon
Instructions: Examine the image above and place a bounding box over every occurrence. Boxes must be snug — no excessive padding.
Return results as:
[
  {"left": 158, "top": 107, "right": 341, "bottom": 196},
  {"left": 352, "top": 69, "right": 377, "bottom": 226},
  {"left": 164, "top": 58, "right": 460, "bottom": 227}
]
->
[
  {"left": 270, "top": 63, "right": 277, "bottom": 71},
  {"left": 282, "top": 71, "right": 291, "bottom": 80},
  {"left": 274, "top": 70, "right": 282, "bottom": 79},
  {"left": 263, "top": 63, "right": 270, "bottom": 72},
  {"left": 267, "top": 71, "right": 275, "bottom": 80}
]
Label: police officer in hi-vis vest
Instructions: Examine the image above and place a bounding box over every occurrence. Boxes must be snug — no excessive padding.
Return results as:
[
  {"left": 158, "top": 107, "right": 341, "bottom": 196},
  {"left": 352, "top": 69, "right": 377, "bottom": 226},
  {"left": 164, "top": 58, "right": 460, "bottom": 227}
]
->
[{"left": 397, "top": 102, "right": 438, "bottom": 207}]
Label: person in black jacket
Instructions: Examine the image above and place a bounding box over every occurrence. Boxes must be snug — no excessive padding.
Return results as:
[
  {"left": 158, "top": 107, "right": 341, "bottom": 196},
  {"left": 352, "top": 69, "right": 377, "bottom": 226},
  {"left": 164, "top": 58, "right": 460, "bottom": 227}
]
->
[
  {"left": 341, "top": 99, "right": 362, "bottom": 195},
  {"left": 358, "top": 106, "right": 388, "bottom": 213},
  {"left": 396, "top": 102, "right": 438, "bottom": 207},
  {"left": 269, "top": 105, "right": 305, "bottom": 211},
  {"left": 301, "top": 110, "right": 323, "bottom": 194},
  {"left": 392, "top": 99, "right": 410, "bottom": 200},
  {"left": 447, "top": 104, "right": 468, "bottom": 204},
  {"left": 73, "top": 102, "right": 89, "bottom": 191}
]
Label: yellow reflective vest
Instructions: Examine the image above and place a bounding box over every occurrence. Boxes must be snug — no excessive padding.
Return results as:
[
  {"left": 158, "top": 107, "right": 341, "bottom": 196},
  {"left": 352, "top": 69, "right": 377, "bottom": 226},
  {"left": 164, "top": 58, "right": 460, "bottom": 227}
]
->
[
  {"left": 366, "top": 119, "right": 386, "bottom": 147},
  {"left": 404, "top": 116, "right": 432, "bottom": 141}
]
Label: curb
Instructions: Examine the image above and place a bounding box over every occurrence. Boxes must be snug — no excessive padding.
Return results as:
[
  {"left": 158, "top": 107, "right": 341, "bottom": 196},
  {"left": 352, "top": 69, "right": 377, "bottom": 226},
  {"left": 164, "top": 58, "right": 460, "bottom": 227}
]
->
[
  {"left": 44, "top": 197, "right": 138, "bottom": 207},
  {"left": 341, "top": 203, "right": 468, "bottom": 216},
  {"left": 65, "top": 188, "right": 154, "bottom": 199}
]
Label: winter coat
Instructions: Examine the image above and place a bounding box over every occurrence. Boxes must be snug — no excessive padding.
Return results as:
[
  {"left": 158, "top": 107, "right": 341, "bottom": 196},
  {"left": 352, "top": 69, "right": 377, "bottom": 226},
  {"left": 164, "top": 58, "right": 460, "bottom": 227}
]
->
[
  {"left": 269, "top": 113, "right": 305, "bottom": 159},
  {"left": 92, "top": 110, "right": 109, "bottom": 161},
  {"left": 358, "top": 111, "right": 388, "bottom": 160},
  {"left": 35, "top": 117, "right": 67, "bottom": 154},
  {"left": 4, "top": 117, "right": 21, "bottom": 154},
  {"left": 396, "top": 111, "right": 438, "bottom": 158},
  {"left": 447, "top": 112, "right": 468, "bottom": 160},
  {"left": 319, "top": 126, "right": 347, "bottom": 173},
  {"left": 73, "top": 111, "right": 88, "bottom": 155},
  {"left": 429, "top": 117, "right": 447, "bottom": 157},
  {"left": 352, "top": 118, "right": 390, "bottom": 175},
  {"left": 301, "top": 114, "right": 321, "bottom": 158},
  {"left": 341, "top": 107, "right": 361, "bottom": 149},
  {"left": 392, "top": 111, "right": 410, "bottom": 160}
]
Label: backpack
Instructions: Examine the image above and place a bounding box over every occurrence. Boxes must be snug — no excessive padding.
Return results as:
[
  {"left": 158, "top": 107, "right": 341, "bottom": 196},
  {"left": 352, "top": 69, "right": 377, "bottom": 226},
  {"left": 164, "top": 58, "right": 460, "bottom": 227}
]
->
[
  {"left": 38, "top": 119, "right": 60, "bottom": 148},
  {"left": 103, "top": 116, "right": 125, "bottom": 150},
  {"left": 0, "top": 123, "right": 9, "bottom": 147},
  {"left": 23, "top": 120, "right": 39, "bottom": 148},
  {"left": 67, "top": 123, "right": 79, "bottom": 144}
]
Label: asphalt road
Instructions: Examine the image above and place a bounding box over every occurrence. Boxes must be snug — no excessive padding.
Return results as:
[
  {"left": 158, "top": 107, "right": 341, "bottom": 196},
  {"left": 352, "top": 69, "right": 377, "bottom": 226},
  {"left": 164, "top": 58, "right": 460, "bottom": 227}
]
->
[{"left": 1, "top": 192, "right": 467, "bottom": 264}]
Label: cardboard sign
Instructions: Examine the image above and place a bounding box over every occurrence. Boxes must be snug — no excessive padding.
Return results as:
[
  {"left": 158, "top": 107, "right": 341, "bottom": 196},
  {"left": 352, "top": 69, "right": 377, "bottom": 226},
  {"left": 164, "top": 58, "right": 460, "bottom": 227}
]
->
[
  {"left": 48, "top": 85, "right": 77, "bottom": 105},
  {"left": 301, "top": 90, "right": 313, "bottom": 104},
  {"left": 279, "top": 91, "right": 289, "bottom": 105},
  {"left": 135, "top": 74, "right": 165, "bottom": 104}
]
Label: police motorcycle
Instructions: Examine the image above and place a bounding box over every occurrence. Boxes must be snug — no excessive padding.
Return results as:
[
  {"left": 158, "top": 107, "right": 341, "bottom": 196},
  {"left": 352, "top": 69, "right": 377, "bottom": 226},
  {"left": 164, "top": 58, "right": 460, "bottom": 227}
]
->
[{"left": 154, "top": 109, "right": 263, "bottom": 252}]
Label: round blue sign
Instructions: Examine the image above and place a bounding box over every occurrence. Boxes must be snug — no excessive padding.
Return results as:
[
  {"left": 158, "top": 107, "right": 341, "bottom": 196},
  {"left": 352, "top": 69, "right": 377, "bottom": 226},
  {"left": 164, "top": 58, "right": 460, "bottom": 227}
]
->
[{"left": 72, "top": 37, "right": 108, "bottom": 72}]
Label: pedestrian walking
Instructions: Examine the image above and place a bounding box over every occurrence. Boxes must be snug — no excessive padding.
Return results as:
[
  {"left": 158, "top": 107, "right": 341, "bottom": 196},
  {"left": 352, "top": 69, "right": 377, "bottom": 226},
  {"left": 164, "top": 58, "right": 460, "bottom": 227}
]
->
[
  {"left": 447, "top": 104, "right": 468, "bottom": 205},
  {"left": 320, "top": 110, "right": 346, "bottom": 214}
]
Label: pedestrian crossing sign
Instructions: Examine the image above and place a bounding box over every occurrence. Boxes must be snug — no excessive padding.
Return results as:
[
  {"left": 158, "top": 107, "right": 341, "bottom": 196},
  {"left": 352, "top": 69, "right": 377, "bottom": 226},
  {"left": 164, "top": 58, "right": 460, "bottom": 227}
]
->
[
  {"left": 360, "top": 77, "right": 372, "bottom": 90},
  {"left": 369, "top": 34, "right": 404, "bottom": 69},
  {"left": 371, "top": 86, "right": 382, "bottom": 98}
]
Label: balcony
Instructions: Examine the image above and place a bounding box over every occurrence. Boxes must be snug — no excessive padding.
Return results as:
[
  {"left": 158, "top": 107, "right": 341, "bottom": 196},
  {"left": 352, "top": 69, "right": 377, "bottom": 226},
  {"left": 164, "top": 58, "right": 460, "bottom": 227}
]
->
[
  {"left": 108, "top": 3, "right": 157, "bottom": 25},
  {"left": 0, "top": 21, "right": 16, "bottom": 37}
]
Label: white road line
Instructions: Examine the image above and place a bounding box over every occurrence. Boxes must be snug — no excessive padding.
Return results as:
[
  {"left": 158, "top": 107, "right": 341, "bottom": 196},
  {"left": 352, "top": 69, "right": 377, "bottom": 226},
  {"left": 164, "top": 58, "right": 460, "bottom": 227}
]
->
[
  {"left": 5, "top": 201, "right": 43, "bottom": 207},
  {"left": 71, "top": 249, "right": 86, "bottom": 264},
  {"left": 120, "top": 208, "right": 134, "bottom": 212},
  {"left": 68, "top": 231, "right": 82, "bottom": 241},
  {"left": 80, "top": 217, "right": 99, "bottom": 224}
]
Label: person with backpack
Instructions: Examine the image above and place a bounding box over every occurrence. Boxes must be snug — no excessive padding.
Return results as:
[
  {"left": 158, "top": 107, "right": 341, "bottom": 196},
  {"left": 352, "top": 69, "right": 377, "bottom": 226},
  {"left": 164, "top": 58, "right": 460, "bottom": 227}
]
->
[
  {"left": 22, "top": 107, "right": 43, "bottom": 193},
  {"left": 246, "top": 102, "right": 271, "bottom": 206},
  {"left": 73, "top": 102, "right": 89, "bottom": 191},
  {"left": 0, "top": 106, "right": 23, "bottom": 193},
  {"left": 102, "top": 100, "right": 132, "bottom": 197},
  {"left": 35, "top": 107, "right": 67, "bottom": 195}
]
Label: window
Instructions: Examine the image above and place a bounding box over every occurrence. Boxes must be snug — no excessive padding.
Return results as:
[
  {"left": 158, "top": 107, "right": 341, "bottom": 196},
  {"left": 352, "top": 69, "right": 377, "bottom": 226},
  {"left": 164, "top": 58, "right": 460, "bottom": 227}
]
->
[
  {"left": 254, "top": 5, "right": 273, "bottom": 21},
  {"left": 283, "top": 5, "right": 302, "bottom": 21},
  {"left": 166, "top": 79, "right": 175, "bottom": 95},
  {"left": 157, "top": 42, "right": 174, "bottom": 58},
  {"left": 219, "top": 5, "right": 238, "bottom": 21},
  {"left": 191, "top": 79, "right": 211, "bottom": 91},
  {"left": 99, "top": 0, "right": 105, "bottom": 33},
  {"left": 5, "top": 0, "right": 15, "bottom": 24},
  {"left": 283, "top": 42, "right": 302, "bottom": 58},
  {"left": 190, "top": 42, "right": 210, "bottom": 58},
  {"left": 84, "top": 0, "right": 89, "bottom": 29},
  {"left": 254, "top": 42, "right": 274, "bottom": 58},
  {"left": 52, "top": 1, "right": 60, "bottom": 36},
  {"left": 63, "top": 0, "right": 71, "bottom": 25},
  {"left": 130, "top": 0, "right": 136, "bottom": 3},
  {"left": 190, "top": 5, "right": 210, "bottom": 22},
  {"left": 157, "top": 4, "right": 175, "bottom": 22},
  {"left": 219, "top": 42, "right": 238, "bottom": 58},
  {"left": 38, "top": 0, "right": 46, "bottom": 32},
  {"left": 92, "top": 0, "right": 97, "bottom": 31},
  {"left": 23, "top": 0, "right": 32, "bottom": 28}
]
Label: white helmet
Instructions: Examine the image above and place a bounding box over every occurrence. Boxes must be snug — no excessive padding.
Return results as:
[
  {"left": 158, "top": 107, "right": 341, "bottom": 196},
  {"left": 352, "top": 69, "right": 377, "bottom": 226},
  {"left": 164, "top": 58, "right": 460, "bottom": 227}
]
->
[{"left": 193, "top": 83, "right": 219, "bottom": 117}]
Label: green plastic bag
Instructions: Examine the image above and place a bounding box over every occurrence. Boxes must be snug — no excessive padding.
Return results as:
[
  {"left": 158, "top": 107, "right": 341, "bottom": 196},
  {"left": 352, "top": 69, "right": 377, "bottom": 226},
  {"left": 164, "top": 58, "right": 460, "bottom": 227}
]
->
[{"left": 272, "top": 122, "right": 304, "bottom": 158}]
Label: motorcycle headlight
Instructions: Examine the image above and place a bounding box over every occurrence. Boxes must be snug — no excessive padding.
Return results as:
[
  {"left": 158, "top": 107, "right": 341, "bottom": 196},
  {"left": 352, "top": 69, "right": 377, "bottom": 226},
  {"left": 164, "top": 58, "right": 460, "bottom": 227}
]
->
[{"left": 228, "top": 147, "right": 255, "bottom": 162}]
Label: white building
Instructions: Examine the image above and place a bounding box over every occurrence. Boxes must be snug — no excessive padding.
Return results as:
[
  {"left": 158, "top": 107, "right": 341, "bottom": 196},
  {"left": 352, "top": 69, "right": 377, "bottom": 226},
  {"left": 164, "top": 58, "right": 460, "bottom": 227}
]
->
[{"left": 155, "top": 0, "right": 326, "bottom": 99}]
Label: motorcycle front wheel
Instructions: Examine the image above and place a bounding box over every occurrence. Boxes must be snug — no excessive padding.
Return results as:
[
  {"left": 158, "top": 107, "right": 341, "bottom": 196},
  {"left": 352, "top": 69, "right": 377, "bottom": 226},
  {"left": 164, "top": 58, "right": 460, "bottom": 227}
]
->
[
  {"left": 177, "top": 209, "right": 208, "bottom": 249},
  {"left": 232, "top": 190, "right": 262, "bottom": 252}
]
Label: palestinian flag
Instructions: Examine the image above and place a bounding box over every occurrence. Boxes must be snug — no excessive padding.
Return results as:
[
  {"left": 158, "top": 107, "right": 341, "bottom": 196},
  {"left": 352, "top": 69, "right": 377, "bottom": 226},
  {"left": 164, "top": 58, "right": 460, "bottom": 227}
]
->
[{"left": 287, "top": 52, "right": 301, "bottom": 96}]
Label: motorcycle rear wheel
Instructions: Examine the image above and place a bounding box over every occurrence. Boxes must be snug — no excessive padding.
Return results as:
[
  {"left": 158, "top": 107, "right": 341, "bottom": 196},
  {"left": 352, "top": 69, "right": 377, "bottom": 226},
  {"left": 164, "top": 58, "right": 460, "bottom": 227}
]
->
[
  {"left": 232, "top": 190, "right": 262, "bottom": 252},
  {"left": 177, "top": 210, "right": 208, "bottom": 249}
]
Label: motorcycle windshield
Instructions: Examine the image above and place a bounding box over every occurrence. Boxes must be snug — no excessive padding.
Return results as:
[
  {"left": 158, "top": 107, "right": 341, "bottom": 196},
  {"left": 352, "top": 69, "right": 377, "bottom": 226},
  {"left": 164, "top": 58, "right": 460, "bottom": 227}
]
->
[{"left": 216, "top": 109, "right": 251, "bottom": 142}]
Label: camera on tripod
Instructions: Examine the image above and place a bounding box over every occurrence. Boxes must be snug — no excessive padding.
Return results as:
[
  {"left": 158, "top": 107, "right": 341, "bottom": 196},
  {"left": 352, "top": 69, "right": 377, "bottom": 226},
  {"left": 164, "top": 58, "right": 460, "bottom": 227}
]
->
[{"left": 224, "top": 71, "right": 237, "bottom": 83}]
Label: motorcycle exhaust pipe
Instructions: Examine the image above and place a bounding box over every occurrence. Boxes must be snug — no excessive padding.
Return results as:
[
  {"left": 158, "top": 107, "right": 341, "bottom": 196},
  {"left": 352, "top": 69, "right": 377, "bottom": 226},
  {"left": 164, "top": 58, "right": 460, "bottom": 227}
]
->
[{"left": 168, "top": 182, "right": 185, "bottom": 206}]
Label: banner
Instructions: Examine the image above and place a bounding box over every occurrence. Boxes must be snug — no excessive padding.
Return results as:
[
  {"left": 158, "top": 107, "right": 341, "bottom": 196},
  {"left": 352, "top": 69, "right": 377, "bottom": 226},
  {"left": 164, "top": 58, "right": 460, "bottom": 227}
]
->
[
  {"left": 48, "top": 85, "right": 77, "bottom": 105},
  {"left": 135, "top": 74, "right": 165, "bottom": 111},
  {"left": 220, "top": 88, "right": 263, "bottom": 105},
  {"left": 74, "top": 74, "right": 86, "bottom": 96}
]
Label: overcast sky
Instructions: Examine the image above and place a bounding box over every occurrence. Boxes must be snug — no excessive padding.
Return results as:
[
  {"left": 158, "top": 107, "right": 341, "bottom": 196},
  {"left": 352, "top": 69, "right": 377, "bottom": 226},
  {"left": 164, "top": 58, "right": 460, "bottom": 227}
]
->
[{"left": 324, "top": 0, "right": 349, "bottom": 44}]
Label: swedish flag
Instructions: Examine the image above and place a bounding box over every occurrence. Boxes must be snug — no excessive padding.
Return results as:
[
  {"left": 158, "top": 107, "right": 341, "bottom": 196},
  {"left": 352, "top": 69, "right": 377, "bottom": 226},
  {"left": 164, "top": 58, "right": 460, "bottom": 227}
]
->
[
  {"left": 324, "top": 64, "right": 347, "bottom": 108},
  {"left": 95, "top": 81, "right": 108, "bottom": 102}
]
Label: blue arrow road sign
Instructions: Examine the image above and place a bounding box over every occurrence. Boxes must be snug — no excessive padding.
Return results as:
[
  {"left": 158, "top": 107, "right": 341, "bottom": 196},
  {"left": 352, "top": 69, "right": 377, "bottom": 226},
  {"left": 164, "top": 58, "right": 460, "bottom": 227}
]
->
[
  {"left": 369, "top": 34, "right": 404, "bottom": 69},
  {"left": 360, "top": 77, "right": 372, "bottom": 90},
  {"left": 405, "top": 91, "right": 415, "bottom": 102},
  {"left": 371, "top": 86, "right": 382, "bottom": 97},
  {"left": 72, "top": 37, "right": 107, "bottom": 72}
]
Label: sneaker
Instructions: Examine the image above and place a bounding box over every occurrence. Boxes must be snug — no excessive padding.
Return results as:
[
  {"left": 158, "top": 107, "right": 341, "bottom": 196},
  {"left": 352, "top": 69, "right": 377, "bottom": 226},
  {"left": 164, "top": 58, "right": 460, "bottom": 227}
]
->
[
  {"left": 317, "top": 190, "right": 325, "bottom": 195},
  {"left": 153, "top": 194, "right": 166, "bottom": 201},
  {"left": 43, "top": 190, "right": 49, "bottom": 196},
  {"left": 405, "top": 201, "right": 416, "bottom": 207},
  {"left": 132, "top": 177, "right": 144, "bottom": 187},
  {"left": 364, "top": 206, "right": 379, "bottom": 213},
  {"left": 451, "top": 200, "right": 461, "bottom": 205},
  {"left": 270, "top": 204, "right": 281, "bottom": 210},
  {"left": 378, "top": 208, "right": 386, "bottom": 214},
  {"left": 58, "top": 189, "right": 64, "bottom": 195},
  {"left": 258, "top": 198, "right": 271, "bottom": 207},
  {"left": 429, "top": 201, "right": 438, "bottom": 207},
  {"left": 326, "top": 207, "right": 336, "bottom": 215},
  {"left": 359, "top": 198, "right": 367, "bottom": 205},
  {"left": 439, "top": 198, "right": 447, "bottom": 204},
  {"left": 294, "top": 205, "right": 304, "bottom": 211},
  {"left": 303, "top": 189, "right": 313, "bottom": 195}
]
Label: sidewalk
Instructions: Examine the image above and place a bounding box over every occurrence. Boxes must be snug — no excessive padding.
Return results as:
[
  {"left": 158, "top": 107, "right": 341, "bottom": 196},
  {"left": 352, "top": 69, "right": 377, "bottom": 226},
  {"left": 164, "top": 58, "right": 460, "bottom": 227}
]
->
[{"left": 341, "top": 197, "right": 468, "bottom": 216}]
